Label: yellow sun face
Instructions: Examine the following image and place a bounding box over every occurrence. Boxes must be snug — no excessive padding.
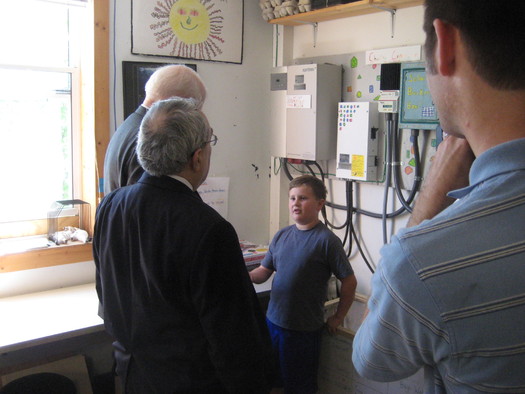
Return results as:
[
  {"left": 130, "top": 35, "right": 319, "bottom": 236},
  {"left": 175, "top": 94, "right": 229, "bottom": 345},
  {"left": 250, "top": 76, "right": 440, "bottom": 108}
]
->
[
  {"left": 151, "top": 0, "right": 224, "bottom": 60},
  {"left": 169, "top": 0, "right": 210, "bottom": 45}
]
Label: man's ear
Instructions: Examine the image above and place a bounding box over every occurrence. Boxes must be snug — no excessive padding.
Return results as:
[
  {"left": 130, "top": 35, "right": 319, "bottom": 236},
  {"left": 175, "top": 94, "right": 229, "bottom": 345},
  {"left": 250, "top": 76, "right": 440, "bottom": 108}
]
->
[
  {"left": 189, "top": 148, "right": 203, "bottom": 172},
  {"left": 433, "top": 19, "right": 458, "bottom": 76}
]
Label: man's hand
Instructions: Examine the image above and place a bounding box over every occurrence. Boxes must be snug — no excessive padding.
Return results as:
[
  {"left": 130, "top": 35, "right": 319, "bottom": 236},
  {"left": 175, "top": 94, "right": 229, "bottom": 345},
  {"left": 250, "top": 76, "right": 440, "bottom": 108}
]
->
[{"left": 408, "top": 136, "right": 475, "bottom": 227}]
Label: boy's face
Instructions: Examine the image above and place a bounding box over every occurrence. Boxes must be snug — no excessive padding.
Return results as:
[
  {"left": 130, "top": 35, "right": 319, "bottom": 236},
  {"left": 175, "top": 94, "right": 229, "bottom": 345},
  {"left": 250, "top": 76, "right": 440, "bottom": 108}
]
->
[{"left": 289, "top": 184, "right": 324, "bottom": 230}]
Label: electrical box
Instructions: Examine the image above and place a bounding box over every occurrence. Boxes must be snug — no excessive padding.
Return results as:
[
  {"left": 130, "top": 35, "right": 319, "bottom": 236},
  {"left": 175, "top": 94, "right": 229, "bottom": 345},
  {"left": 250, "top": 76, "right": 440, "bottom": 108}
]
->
[
  {"left": 336, "top": 102, "right": 380, "bottom": 182},
  {"left": 378, "top": 90, "right": 399, "bottom": 113},
  {"left": 285, "top": 63, "right": 342, "bottom": 160},
  {"left": 399, "top": 62, "right": 439, "bottom": 130},
  {"left": 379, "top": 63, "right": 401, "bottom": 113}
]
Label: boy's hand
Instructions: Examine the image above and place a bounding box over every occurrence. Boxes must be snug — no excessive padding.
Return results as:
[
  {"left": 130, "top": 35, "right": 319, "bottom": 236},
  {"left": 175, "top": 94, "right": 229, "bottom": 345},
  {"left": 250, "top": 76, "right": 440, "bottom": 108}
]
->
[{"left": 326, "top": 315, "right": 344, "bottom": 334}]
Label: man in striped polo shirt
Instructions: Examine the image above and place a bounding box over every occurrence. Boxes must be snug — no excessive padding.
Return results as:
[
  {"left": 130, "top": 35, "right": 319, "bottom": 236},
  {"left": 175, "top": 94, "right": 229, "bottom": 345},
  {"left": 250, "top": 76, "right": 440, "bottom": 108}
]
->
[{"left": 352, "top": 1, "right": 525, "bottom": 392}]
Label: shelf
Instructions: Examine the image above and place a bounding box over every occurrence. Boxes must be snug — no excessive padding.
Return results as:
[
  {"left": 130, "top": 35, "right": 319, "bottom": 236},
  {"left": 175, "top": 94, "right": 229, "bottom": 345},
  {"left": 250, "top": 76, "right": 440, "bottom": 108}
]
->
[{"left": 268, "top": 0, "right": 423, "bottom": 26}]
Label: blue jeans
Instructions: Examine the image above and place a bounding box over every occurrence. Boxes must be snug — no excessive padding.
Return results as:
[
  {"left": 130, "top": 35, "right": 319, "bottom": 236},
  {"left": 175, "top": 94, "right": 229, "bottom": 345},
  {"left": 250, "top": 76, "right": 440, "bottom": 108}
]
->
[{"left": 266, "top": 318, "right": 322, "bottom": 394}]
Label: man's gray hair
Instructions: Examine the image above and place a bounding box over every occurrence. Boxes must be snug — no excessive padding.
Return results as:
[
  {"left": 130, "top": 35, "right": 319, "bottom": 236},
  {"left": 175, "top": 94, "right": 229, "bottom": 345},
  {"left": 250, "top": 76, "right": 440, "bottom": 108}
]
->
[{"left": 137, "top": 97, "right": 209, "bottom": 176}]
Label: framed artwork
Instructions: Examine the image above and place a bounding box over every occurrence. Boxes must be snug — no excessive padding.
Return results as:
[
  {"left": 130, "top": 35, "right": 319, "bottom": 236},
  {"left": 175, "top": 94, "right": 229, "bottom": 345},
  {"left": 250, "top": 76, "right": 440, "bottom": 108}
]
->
[
  {"left": 131, "top": 0, "right": 244, "bottom": 64},
  {"left": 122, "top": 61, "right": 197, "bottom": 119}
]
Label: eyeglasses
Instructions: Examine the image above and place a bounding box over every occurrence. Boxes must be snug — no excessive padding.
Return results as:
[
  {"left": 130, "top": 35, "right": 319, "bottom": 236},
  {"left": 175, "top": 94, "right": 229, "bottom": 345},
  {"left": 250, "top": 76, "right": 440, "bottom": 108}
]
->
[
  {"left": 207, "top": 133, "right": 218, "bottom": 147},
  {"left": 190, "top": 132, "right": 218, "bottom": 158}
]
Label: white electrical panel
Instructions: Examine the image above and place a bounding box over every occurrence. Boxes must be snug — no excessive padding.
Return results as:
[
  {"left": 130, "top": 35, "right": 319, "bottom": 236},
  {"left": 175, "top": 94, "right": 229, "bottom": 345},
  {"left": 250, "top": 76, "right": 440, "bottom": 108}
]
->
[
  {"left": 285, "top": 64, "right": 342, "bottom": 160},
  {"left": 336, "top": 102, "right": 380, "bottom": 182}
]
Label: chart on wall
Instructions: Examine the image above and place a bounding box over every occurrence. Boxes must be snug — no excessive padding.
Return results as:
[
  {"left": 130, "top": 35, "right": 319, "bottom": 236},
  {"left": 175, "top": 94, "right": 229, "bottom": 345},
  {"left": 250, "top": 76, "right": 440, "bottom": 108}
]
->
[{"left": 132, "top": 0, "right": 244, "bottom": 64}]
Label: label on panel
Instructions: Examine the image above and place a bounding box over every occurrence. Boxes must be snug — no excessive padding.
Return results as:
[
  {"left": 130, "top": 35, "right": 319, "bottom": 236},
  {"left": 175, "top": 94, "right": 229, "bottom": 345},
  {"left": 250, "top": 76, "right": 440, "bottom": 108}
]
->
[{"left": 286, "top": 95, "right": 312, "bottom": 109}]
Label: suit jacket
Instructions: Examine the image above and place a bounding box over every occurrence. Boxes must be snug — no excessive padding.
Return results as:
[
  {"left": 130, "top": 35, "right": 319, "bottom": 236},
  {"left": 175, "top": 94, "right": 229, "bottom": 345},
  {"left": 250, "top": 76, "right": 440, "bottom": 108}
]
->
[
  {"left": 103, "top": 105, "right": 147, "bottom": 194},
  {"left": 93, "top": 173, "right": 274, "bottom": 393}
]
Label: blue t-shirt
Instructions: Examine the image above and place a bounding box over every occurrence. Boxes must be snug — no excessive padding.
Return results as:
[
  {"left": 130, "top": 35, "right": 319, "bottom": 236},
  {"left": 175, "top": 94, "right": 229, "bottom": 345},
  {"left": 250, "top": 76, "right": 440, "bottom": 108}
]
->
[{"left": 262, "top": 222, "right": 354, "bottom": 331}]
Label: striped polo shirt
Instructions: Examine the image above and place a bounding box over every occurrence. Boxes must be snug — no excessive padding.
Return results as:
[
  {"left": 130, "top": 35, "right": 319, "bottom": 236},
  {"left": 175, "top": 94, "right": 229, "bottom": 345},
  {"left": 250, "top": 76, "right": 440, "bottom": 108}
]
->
[{"left": 352, "top": 138, "right": 525, "bottom": 393}]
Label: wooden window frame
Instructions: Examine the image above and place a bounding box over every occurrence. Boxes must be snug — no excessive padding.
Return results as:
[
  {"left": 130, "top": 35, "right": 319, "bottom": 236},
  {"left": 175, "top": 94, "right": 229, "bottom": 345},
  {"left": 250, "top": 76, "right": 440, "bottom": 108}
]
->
[{"left": 0, "top": 1, "right": 109, "bottom": 274}]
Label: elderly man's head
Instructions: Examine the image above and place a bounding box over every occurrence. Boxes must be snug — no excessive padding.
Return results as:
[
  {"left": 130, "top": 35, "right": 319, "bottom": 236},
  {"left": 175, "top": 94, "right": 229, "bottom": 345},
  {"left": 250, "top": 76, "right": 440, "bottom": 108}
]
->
[
  {"left": 137, "top": 97, "right": 215, "bottom": 189},
  {"left": 143, "top": 65, "right": 207, "bottom": 109}
]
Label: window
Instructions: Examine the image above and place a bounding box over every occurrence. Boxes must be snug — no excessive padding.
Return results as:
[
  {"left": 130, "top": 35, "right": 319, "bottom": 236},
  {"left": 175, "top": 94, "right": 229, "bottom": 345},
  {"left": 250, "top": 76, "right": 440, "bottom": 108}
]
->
[
  {"left": 0, "top": 1, "right": 85, "bottom": 231},
  {"left": 0, "top": 0, "right": 107, "bottom": 271}
]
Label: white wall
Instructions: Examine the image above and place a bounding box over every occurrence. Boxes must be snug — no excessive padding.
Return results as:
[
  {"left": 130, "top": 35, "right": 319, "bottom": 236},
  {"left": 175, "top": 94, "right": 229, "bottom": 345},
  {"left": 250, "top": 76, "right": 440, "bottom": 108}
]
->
[
  {"left": 111, "top": 0, "right": 275, "bottom": 245},
  {"left": 293, "top": 6, "right": 425, "bottom": 58},
  {"left": 0, "top": 261, "right": 96, "bottom": 298}
]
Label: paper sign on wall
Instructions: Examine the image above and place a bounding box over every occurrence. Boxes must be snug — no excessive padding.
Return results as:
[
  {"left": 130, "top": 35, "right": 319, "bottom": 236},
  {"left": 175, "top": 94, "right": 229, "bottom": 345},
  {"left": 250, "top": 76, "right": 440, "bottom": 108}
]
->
[
  {"left": 198, "top": 177, "right": 229, "bottom": 219},
  {"left": 366, "top": 45, "right": 421, "bottom": 65}
]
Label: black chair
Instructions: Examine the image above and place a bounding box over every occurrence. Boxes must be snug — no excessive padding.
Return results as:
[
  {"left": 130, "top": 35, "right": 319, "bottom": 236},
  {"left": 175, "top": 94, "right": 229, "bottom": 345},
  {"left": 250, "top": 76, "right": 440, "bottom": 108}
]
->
[{"left": 0, "top": 372, "right": 77, "bottom": 394}]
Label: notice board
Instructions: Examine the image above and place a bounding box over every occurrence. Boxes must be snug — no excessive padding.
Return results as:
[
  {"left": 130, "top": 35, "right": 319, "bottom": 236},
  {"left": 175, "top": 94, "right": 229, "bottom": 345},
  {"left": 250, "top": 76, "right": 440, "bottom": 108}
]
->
[{"left": 399, "top": 62, "right": 439, "bottom": 130}]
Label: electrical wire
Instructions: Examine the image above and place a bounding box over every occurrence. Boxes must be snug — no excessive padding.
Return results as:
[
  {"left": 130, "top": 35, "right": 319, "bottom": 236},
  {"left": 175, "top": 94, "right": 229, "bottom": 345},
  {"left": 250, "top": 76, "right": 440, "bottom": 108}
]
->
[
  {"left": 392, "top": 121, "right": 422, "bottom": 213},
  {"left": 282, "top": 157, "right": 293, "bottom": 181},
  {"left": 382, "top": 113, "right": 394, "bottom": 244},
  {"left": 355, "top": 123, "right": 422, "bottom": 220},
  {"left": 351, "top": 225, "right": 375, "bottom": 273},
  {"left": 287, "top": 161, "right": 336, "bottom": 177},
  {"left": 343, "top": 180, "right": 353, "bottom": 255}
]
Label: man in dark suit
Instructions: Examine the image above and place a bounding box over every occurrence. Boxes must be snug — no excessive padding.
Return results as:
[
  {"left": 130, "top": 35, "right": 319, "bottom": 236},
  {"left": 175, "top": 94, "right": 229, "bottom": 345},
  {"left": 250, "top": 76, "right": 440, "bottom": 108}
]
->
[
  {"left": 103, "top": 65, "right": 206, "bottom": 194},
  {"left": 93, "top": 98, "right": 274, "bottom": 393}
]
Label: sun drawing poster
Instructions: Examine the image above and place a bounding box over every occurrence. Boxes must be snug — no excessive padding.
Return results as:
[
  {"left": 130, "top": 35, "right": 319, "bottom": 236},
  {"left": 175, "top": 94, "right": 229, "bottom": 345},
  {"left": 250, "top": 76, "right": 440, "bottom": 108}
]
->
[{"left": 132, "top": 0, "right": 244, "bottom": 64}]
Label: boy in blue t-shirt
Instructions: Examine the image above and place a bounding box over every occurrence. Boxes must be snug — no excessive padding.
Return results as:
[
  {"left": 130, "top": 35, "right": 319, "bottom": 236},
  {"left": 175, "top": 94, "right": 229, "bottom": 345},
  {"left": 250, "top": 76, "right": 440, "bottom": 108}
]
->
[{"left": 250, "top": 175, "right": 357, "bottom": 394}]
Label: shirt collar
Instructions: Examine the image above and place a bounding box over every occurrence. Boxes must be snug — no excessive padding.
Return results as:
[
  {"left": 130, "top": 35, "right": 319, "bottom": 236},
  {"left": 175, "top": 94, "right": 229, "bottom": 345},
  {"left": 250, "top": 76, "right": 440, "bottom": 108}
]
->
[
  {"left": 448, "top": 137, "right": 525, "bottom": 199},
  {"left": 168, "top": 175, "right": 194, "bottom": 191}
]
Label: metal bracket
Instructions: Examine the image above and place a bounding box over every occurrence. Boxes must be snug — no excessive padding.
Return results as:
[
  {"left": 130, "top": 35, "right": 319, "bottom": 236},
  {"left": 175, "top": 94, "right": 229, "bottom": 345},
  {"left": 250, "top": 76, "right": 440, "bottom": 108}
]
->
[
  {"left": 295, "top": 21, "right": 319, "bottom": 47},
  {"left": 371, "top": 5, "right": 397, "bottom": 38}
]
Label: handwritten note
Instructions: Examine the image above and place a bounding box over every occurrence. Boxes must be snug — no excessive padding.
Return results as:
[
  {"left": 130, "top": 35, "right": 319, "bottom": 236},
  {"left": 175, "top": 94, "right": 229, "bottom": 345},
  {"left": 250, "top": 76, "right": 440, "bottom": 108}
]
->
[
  {"left": 197, "top": 177, "right": 229, "bottom": 219},
  {"left": 365, "top": 45, "right": 421, "bottom": 65}
]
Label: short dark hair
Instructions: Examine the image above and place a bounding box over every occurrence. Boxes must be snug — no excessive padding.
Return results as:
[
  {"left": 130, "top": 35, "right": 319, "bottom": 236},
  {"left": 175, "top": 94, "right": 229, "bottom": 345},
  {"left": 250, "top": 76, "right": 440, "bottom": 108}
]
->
[
  {"left": 424, "top": 0, "right": 525, "bottom": 90},
  {"left": 289, "top": 175, "right": 327, "bottom": 200}
]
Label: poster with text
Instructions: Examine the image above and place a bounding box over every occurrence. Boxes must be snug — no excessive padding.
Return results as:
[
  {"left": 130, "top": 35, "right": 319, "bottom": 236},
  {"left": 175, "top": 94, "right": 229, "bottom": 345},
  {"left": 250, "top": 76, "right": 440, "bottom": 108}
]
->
[
  {"left": 132, "top": 0, "right": 244, "bottom": 64},
  {"left": 197, "top": 177, "right": 229, "bottom": 219}
]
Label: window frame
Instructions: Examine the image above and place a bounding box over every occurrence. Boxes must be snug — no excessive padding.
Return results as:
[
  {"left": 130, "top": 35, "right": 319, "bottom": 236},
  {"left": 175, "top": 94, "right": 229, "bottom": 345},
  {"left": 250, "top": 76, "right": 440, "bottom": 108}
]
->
[{"left": 0, "top": 0, "right": 109, "bottom": 273}]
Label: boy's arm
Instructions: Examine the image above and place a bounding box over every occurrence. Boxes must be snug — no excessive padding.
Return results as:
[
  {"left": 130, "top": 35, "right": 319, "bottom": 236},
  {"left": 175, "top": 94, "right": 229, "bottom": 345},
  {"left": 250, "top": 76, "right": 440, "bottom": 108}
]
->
[
  {"left": 327, "top": 274, "right": 357, "bottom": 334},
  {"left": 249, "top": 265, "right": 274, "bottom": 284}
]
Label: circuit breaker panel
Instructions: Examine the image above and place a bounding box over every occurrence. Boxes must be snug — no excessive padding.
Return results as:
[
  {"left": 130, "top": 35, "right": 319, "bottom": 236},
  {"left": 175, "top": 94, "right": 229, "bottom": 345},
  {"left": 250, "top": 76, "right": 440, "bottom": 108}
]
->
[
  {"left": 336, "top": 102, "right": 380, "bottom": 182},
  {"left": 285, "top": 64, "right": 342, "bottom": 160}
]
